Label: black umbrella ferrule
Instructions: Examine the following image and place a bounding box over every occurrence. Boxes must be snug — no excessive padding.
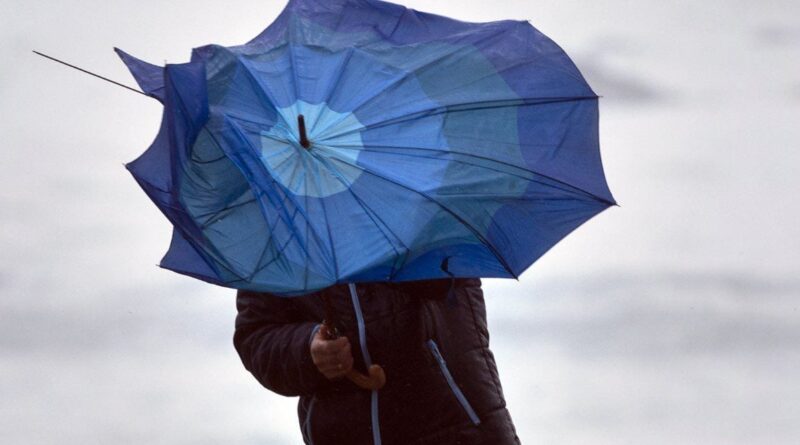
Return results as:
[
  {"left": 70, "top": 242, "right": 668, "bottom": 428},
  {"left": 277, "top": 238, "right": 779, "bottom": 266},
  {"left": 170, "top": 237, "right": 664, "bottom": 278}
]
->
[{"left": 298, "top": 114, "right": 311, "bottom": 149}]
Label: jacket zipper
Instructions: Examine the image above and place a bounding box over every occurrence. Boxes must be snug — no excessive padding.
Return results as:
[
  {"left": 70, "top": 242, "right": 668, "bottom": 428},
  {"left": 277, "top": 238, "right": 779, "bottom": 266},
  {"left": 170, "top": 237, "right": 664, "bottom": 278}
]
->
[
  {"left": 427, "top": 339, "right": 481, "bottom": 426},
  {"left": 349, "top": 283, "right": 382, "bottom": 445}
]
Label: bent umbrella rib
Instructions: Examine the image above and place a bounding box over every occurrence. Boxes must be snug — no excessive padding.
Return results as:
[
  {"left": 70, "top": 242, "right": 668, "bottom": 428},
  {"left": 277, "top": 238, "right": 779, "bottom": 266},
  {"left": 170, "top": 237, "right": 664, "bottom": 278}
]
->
[{"left": 310, "top": 151, "right": 411, "bottom": 279}]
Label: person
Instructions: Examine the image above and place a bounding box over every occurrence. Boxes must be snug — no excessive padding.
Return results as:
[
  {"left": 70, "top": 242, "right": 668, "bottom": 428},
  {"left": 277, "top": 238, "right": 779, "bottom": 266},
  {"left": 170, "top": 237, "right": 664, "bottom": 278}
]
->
[{"left": 234, "top": 277, "right": 520, "bottom": 444}]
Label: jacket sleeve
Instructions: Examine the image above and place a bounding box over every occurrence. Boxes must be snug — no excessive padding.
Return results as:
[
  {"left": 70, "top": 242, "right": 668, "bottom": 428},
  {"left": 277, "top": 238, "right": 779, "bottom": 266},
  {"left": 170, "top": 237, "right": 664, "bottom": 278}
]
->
[{"left": 233, "top": 289, "right": 326, "bottom": 397}]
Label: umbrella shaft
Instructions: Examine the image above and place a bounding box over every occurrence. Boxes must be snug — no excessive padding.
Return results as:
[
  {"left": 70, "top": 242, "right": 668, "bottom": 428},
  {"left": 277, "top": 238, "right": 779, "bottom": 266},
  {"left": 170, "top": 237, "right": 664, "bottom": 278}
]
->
[{"left": 298, "top": 114, "right": 310, "bottom": 148}]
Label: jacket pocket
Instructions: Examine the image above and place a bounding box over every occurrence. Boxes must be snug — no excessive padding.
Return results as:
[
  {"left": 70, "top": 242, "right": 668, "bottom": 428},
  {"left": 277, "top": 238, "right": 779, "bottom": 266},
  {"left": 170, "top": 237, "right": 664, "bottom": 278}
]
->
[{"left": 427, "top": 339, "right": 481, "bottom": 426}]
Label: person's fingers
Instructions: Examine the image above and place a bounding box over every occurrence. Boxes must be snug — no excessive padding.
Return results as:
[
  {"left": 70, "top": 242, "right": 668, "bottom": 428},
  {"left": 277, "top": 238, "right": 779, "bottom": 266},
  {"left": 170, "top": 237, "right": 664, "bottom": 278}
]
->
[
  {"left": 311, "top": 335, "right": 347, "bottom": 357},
  {"left": 320, "top": 337, "right": 349, "bottom": 354},
  {"left": 336, "top": 345, "right": 352, "bottom": 367},
  {"left": 319, "top": 366, "right": 338, "bottom": 379},
  {"left": 315, "top": 341, "right": 349, "bottom": 366},
  {"left": 318, "top": 362, "right": 348, "bottom": 379},
  {"left": 334, "top": 340, "right": 350, "bottom": 356},
  {"left": 319, "top": 351, "right": 351, "bottom": 371},
  {"left": 310, "top": 333, "right": 354, "bottom": 379},
  {"left": 339, "top": 353, "right": 353, "bottom": 373},
  {"left": 316, "top": 356, "right": 352, "bottom": 379},
  {"left": 332, "top": 341, "right": 352, "bottom": 372},
  {"left": 321, "top": 348, "right": 353, "bottom": 377}
]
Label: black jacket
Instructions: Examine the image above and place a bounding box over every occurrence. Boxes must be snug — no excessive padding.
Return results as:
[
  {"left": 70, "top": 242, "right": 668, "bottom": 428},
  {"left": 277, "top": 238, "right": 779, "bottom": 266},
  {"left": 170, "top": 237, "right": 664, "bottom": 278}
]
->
[{"left": 234, "top": 278, "right": 520, "bottom": 444}]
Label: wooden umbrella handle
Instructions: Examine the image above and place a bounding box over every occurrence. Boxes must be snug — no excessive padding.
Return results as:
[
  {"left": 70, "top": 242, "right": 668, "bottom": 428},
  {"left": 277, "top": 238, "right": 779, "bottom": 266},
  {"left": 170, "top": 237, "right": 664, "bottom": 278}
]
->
[
  {"left": 345, "top": 364, "right": 386, "bottom": 391},
  {"left": 322, "top": 320, "right": 386, "bottom": 390}
]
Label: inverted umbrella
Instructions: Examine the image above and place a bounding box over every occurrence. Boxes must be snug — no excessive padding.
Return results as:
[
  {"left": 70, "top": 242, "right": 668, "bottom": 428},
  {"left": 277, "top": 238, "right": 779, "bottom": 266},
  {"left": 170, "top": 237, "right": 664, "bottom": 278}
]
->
[{"left": 117, "top": 0, "right": 615, "bottom": 296}]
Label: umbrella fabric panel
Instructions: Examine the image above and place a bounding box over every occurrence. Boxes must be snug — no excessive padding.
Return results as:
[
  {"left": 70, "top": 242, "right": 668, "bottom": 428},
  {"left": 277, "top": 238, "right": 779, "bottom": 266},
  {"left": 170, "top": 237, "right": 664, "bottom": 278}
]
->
[
  {"left": 119, "top": 0, "right": 615, "bottom": 294},
  {"left": 196, "top": 44, "right": 526, "bottom": 287},
  {"left": 238, "top": 0, "right": 612, "bottom": 203},
  {"left": 194, "top": 42, "right": 511, "bottom": 285},
  {"left": 122, "top": 56, "right": 245, "bottom": 287}
]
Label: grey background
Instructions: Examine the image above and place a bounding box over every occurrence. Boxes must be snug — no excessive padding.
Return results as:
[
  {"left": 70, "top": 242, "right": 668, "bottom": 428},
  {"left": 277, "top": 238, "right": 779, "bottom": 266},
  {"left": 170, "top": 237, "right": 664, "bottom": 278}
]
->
[{"left": 2, "top": 0, "right": 799, "bottom": 443}]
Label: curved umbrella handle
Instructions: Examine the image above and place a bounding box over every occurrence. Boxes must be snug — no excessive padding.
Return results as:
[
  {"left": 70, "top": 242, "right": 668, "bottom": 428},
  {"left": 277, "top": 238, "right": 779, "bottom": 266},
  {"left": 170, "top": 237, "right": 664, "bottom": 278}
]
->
[
  {"left": 322, "top": 320, "right": 386, "bottom": 390},
  {"left": 345, "top": 364, "right": 386, "bottom": 391}
]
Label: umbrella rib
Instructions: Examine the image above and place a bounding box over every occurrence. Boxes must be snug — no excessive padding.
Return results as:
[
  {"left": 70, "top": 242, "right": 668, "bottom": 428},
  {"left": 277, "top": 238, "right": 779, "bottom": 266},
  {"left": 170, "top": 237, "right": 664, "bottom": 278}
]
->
[
  {"left": 236, "top": 57, "right": 282, "bottom": 111},
  {"left": 138, "top": 120, "right": 264, "bottom": 276},
  {"left": 321, "top": 154, "right": 518, "bottom": 279},
  {"left": 301, "top": 147, "right": 341, "bottom": 281},
  {"left": 319, "top": 96, "right": 594, "bottom": 151},
  {"left": 325, "top": 142, "right": 606, "bottom": 203},
  {"left": 306, "top": 36, "right": 594, "bottom": 141},
  {"left": 226, "top": 117, "right": 341, "bottom": 281},
  {"left": 288, "top": 41, "right": 302, "bottom": 107},
  {"left": 238, "top": 156, "right": 308, "bottom": 283},
  {"left": 159, "top": 87, "right": 256, "bottom": 281},
  {"left": 313, "top": 47, "right": 355, "bottom": 135},
  {"left": 195, "top": 194, "right": 257, "bottom": 228},
  {"left": 314, "top": 43, "right": 471, "bottom": 140},
  {"left": 236, "top": 57, "right": 292, "bottom": 129},
  {"left": 325, "top": 98, "right": 610, "bottom": 204},
  {"left": 338, "top": 96, "right": 597, "bottom": 141},
  {"left": 345, "top": 44, "right": 510, "bottom": 119},
  {"left": 314, "top": 152, "right": 409, "bottom": 256},
  {"left": 237, "top": 53, "right": 315, "bottom": 279},
  {"left": 244, "top": 203, "right": 305, "bottom": 283},
  {"left": 129, "top": 172, "right": 243, "bottom": 282},
  {"left": 318, "top": 41, "right": 518, "bottom": 140},
  {"left": 224, "top": 119, "right": 325, "bottom": 271},
  {"left": 238, "top": 45, "right": 413, "bottom": 275},
  {"left": 313, "top": 70, "right": 409, "bottom": 141},
  {"left": 309, "top": 151, "right": 410, "bottom": 278},
  {"left": 316, "top": 94, "right": 592, "bottom": 148},
  {"left": 185, "top": 126, "right": 298, "bottom": 281},
  {"left": 330, "top": 35, "right": 590, "bottom": 136}
]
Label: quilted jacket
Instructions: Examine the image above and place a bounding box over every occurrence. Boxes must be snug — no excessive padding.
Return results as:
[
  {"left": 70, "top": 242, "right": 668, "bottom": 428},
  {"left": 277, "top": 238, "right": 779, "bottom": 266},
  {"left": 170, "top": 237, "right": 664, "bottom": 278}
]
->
[{"left": 234, "top": 278, "right": 520, "bottom": 444}]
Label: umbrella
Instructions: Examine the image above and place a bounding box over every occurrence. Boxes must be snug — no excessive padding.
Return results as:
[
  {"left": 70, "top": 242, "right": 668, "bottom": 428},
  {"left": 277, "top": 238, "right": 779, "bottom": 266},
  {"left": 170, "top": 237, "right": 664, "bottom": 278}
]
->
[{"left": 116, "top": 0, "right": 615, "bottom": 296}]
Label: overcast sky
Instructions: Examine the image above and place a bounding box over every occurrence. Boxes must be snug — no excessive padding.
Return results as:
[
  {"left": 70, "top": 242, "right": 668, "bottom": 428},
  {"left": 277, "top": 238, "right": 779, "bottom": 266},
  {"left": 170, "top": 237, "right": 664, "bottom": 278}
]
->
[{"left": 1, "top": 0, "right": 799, "bottom": 444}]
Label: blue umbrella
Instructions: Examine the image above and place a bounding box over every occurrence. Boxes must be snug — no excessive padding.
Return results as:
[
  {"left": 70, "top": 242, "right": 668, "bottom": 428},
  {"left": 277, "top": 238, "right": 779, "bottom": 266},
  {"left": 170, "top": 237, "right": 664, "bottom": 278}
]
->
[{"left": 117, "top": 0, "right": 615, "bottom": 296}]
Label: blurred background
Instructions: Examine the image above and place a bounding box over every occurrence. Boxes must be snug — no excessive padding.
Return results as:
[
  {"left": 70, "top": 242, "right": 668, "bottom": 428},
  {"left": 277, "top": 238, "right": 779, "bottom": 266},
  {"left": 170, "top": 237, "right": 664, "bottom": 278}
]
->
[{"left": 1, "top": 0, "right": 799, "bottom": 443}]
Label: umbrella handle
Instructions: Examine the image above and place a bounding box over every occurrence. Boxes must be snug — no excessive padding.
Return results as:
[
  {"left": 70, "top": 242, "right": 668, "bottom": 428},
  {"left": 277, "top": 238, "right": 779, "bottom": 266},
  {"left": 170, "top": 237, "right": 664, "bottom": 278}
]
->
[
  {"left": 345, "top": 365, "right": 386, "bottom": 391},
  {"left": 322, "top": 321, "right": 386, "bottom": 390}
]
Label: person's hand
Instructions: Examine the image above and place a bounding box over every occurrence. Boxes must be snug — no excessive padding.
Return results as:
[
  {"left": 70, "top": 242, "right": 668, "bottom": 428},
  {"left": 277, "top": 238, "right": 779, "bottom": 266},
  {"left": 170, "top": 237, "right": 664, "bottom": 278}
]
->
[{"left": 310, "top": 326, "right": 353, "bottom": 380}]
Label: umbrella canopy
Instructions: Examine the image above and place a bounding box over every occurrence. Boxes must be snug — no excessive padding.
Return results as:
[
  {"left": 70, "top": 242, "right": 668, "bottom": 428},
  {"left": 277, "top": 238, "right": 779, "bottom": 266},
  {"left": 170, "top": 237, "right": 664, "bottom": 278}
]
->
[{"left": 118, "top": 0, "right": 615, "bottom": 295}]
